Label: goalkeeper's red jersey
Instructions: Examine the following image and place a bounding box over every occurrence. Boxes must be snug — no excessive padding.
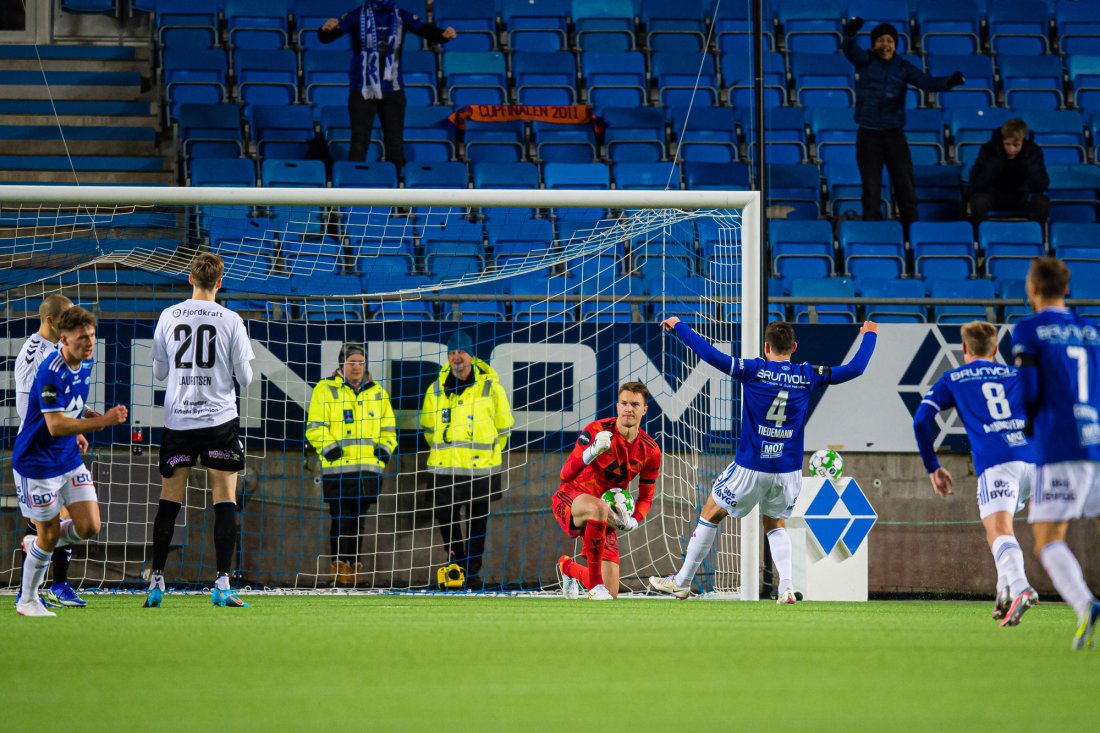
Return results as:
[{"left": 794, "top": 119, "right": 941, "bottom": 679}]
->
[{"left": 559, "top": 418, "right": 661, "bottom": 522}]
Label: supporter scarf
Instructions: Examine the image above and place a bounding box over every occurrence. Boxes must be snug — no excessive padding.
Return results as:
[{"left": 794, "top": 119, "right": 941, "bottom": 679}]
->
[{"left": 359, "top": 0, "right": 402, "bottom": 100}]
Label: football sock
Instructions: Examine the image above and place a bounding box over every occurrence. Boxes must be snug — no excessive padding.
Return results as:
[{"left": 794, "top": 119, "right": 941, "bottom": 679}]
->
[
  {"left": 1040, "top": 541, "right": 1093, "bottom": 617},
  {"left": 674, "top": 518, "right": 718, "bottom": 588},
  {"left": 213, "top": 501, "right": 236, "bottom": 577},
  {"left": 151, "top": 499, "right": 182, "bottom": 573},
  {"left": 991, "top": 535, "right": 1029, "bottom": 597},
  {"left": 21, "top": 539, "right": 52, "bottom": 602},
  {"left": 996, "top": 573, "right": 1008, "bottom": 595},
  {"left": 54, "top": 519, "right": 83, "bottom": 548},
  {"left": 560, "top": 557, "right": 588, "bottom": 589},
  {"left": 214, "top": 573, "right": 231, "bottom": 591},
  {"left": 51, "top": 547, "right": 72, "bottom": 585},
  {"left": 583, "top": 520, "right": 607, "bottom": 587},
  {"left": 767, "top": 527, "right": 794, "bottom": 593}
]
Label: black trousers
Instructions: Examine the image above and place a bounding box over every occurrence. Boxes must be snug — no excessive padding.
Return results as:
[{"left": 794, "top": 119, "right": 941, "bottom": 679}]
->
[
  {"left": 348, "top": 89, "right": 407, "bottom": 169},
  {"left": 856, "top": 127, "right": 918, "bottom": 225},
  {"left": 432, "top": 474, "right": 500, "bottom": 578},
  {"left": 323, "top": 473, "right": 382, "bottom": 563},
  {"left": 969, "top": 190, "right": 1051, "bottom": 225}
]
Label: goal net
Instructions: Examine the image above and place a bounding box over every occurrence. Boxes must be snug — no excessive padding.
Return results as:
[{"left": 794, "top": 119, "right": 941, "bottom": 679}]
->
[{"left": 0, "top": 186, "right": 760, "bottom": 598}]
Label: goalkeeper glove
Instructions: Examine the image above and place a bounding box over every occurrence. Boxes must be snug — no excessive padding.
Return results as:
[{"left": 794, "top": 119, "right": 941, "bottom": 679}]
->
[
  {"left": 843, "top": 16, "right": 864, "bottom": 38},
  {"left": 609, "top": 503, "right": 639, "bottom": 533},
  {"left": 582, "top": 430, "right": 613, "bottom": 465},
  {"left": 323, "top": 444, "right": 343, "bottom": 461}
]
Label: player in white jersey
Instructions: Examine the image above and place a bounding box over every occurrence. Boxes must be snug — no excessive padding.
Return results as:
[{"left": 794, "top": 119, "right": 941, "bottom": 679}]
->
[
  {"left": 13, "top": 294, "right": 93, "bottom": 608},
  {"left": 1011, "top": 257, "right": 1100, "bottom": 650},
  {"left": 144, "top": 254, "right": 255, "bottom": 609}
]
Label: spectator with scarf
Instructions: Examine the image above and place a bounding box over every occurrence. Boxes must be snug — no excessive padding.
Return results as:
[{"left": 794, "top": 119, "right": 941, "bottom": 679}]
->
[{"left": 319, "top": 1, "right": 456, "bottom": 169}]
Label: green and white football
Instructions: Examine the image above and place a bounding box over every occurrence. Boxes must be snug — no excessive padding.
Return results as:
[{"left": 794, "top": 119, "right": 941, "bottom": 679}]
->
[
  {"left": 809, "top": 449, "right": 844, "bottom": 479},
  {"left": 602, "top": 487, "right": 635, "bottom": 516}
]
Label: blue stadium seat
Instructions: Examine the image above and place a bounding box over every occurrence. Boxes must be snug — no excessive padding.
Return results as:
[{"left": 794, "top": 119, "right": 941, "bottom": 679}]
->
[
  {"left": 234, "top": 49, "right": 297, "bottom": 112},
  {"left": 190, "top": 157, "right": 255, "bottom": 186},
  {"left": 302, "top": 49, "right": 352, "bottom": 110},
  {"left": 513, "top": 51, "right": 577, "bottom": 106},
  {"left": 155, "top": 0, "right": 218, "bottom": 49},
  {"left": 858, "top": 277, "right": 928, "bottom": 323},
  {"left": 434, "top": 0, "right": 497, "bottom": 51},
  {"left": 928, "top": 54, "right": 994, "bottom": 110},
  {"left": 421, "top": 220, "right": 485, "bottom": 260},
  {"left": 534, "top": 121, "right": 597, "bottom": 163},
  {"left": 441, "top": 280, "right": 508, "bottom": 322},
  {"left": 472, "top": 161, "right": 540, "bottom": 189},
  {"left": 1016, "top": 110, "right": 1087, "bottom": 165},
  {"left": 603, "top": 107, "right": 667, "bottom": 163},
  {"left": 947, "top": 107, "right": 1015, "bottom": 163},
  {"left": 741, "top": 107, "right": 807, "bottom": 165},
  {"left": 917, "top": 0, "right": 981, "bottom": 56},
  {"left": 1070, "top": 279, "right": 1100, "bottom": 318},
  {"left": 1057, "top": 3, "right": 1100, "bottom": 56},
  {"left": 261, "top": 159, "right": 326, "bottom": 187},
  {"left": 825, "top": 162, "right": 889, "bottom": 219},
  {"left": 573, "top": 0, "right": 635, "bottom": 52},
  {"left": 904, "top": 109, "right": 946, "bottom": 166},
  {"left": 911, "top": 221, "right": 976, "bottom": 280},
  {"left": 913, "top": 165, "right": 963, "bottom": 221},
  {"left": 770, "top": 219, "right": 834, "bottom": 281},
  {"left": 777, "top": 0, "right": 844, "bottom": 54},
  {"left": 790, "top": 53, "right": 855, "bottom": 109},
  {"left": 163, "top": 48, "right": 227, "bottom": 120},
  {"left": 839, "top": 221, "right": 906, "bottom": 280},
  {"left": 1051, "top": 222, "right": 1100, "bottom": 258},
  {"left": 225, "top": 0, "right": 288, "bottom": 50},
  {"left": 1046, "top": 164, "right": 1100, "bottom": 223},
  {"left": 1067, "top": 55, "right": 1100, "bottom": 111},
  {"left": 989, "top": 1, "right": 1051, "bottom": 56},
  {"left": 714, "top": 2, "right": 775, "bottom": 57},
  {"left": 370, "top": 301, "right": 434, "bottom": 321},
  {"left": 641, "top": 0, "right": 707, "bottom": 54},
  {"left": 930, "top": 278, "right": 994, "bottom": 324},
  {"left": 504, "top": 0, "right": 569, "bottom": 53},
  {"left": 722, "top": 50, "right": 786, "bottom": 109},
  {"left": 998, "top": 278, "right": 1030, "bottom": 323},
  {"left": 404, "top": 161, "right": 468, "bottom": 189},
  {"left": 651, "top": 52, "right": 719, "bottom": 108},
  {"left": 612, "top": 162, "right": 682, "bottom": 190},
  {"left": 177, "top": 103, "right": 242, "bottom": 162},
  {"left": 809, "top": 108, "right": 858, "bottom": 165},
  {"left": 684, "top": 161, "right": 750, "bottom": 190},
  {"left": 295, "top": 0, "right": 353, "bottom": 51},
  {"left": 978, "top": 221, "right": 1045, "bottom": 281},
  {"left": 581, "top": 51, "right": 647, "bottom": 108},
  {"left": 427, "top": 253, "right": 484, "bottom": 280},
  {"left": 332, "top": 162, "right": 398, "bottom": 189},
  {"left": 251, "top": 104, "right": 313, "bottom": 162},
  {"left": 666, "top": 106, "right": 736, "bottom": 164},
  {"left": 767, "top": 163, "right": 821, "bottom": 219},
  {"left": 790, "top": 277, "right": 857, "bottom": 323},
  {"left": 543, "top": 162, "right": 610, "bottom": 189},
  {"left": 356, "top": 252, "right": 417, "bottom": 279},
  {"left": 464, "top": 120, "right": 526, "bottom": 163},
  {"left": 404, "top": 106, "right": 457, "bottom": 162},
  {"left": 442, "top": 52, "right": 507, "bottom": 106},
  {"left": 999, "top": 55, "right": 1065, "bottom": 111},
  {"left": 487, "top": 218, "right": 554, "bottom": 267}
]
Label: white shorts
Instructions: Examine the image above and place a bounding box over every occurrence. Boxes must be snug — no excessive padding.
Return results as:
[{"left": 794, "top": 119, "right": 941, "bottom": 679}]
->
[
  {"left": 13, "top": 465, "right": 97, "bottom": 522},
  {"left": 976, "top": 461, "right": 1034, "bottom": 520},
  {"left": 1028, "top": 460, "right": 1100, "bottom": 523},
  {"left": 711, "top": 463, "right": 802, "bottom": 519}
]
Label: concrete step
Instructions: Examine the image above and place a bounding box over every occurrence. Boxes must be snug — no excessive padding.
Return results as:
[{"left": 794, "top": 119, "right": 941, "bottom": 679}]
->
[
  {"left": 0, "top": 169, "right": 175, "bottom": 185},
  {"left": 13, "top": 139, "right": 159, "bottom": 155},
  {"left": 0, "top": 59, "right": 150, "bottom": 74},
  {"left": 0, "top": 113, "right": 159, "bottom": 128},
  {"left": 0, "top": 45, "right": 146, "bottom": 62},
  {"left": 0, "top": 155, "right": 168, "bottom": 172},
  {"left": 0, "top": 70, "right": 144, "bottom": 101}
]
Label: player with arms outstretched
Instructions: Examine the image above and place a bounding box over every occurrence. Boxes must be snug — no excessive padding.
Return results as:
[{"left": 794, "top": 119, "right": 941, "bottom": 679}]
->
[
  {"left": 1011, "top": 257, "right": 1100, "bottom": 649},
  {"left": 13, "top": 307, "right": 128, "bottom": 617},
  {"left": 913, "top": 321, "right": 1037, "bottom": 625},
  {"left": 553, "top": 381, "right": 661, "bottom": 600},
  {"left": 650, "top": 319, "right": 877, "bottom": 601},
  {"left": 144, "top": 254, "right": 256, "bottom": 608}
]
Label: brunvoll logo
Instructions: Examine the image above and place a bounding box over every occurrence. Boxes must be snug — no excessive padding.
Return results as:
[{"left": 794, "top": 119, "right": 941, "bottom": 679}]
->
[{"left": 803, "top": 478, "right": 877, "bottom": 556}]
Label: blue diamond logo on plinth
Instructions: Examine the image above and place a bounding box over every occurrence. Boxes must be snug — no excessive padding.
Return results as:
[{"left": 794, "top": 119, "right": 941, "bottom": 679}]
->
[{"left": 804, "top": 478, "right": 877, "bottom": 556}]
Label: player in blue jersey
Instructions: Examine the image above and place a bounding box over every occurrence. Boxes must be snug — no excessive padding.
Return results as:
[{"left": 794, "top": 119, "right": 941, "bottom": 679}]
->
[
  {"left": 913, "top": 321, "right": 1038, "bottom": 626},
  {"left": 12, "top": 307, "right": 128, "bottom": 617},
  {"left": 1011, "top": 257, "right": 1100, "bottom": 650},
  {"left": 649, "top": 318, "right": 878, "bottom": 601}
]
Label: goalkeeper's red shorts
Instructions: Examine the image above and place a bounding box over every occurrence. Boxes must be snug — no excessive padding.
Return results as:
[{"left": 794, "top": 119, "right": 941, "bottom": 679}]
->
[{"left": 551, "top": 486, "right": 620, "bottom": 563}]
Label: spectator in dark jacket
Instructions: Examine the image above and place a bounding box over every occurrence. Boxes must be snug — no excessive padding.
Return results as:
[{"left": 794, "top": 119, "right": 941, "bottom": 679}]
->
[
  {"left": 968, "top": 119, "right": 1050, "bottom": 226},
  {"left": 842, "top": 18, "right": 964, "bottom": 226},
  {"left": 319, "top": 0, "right": 456, "bottom": 169}
]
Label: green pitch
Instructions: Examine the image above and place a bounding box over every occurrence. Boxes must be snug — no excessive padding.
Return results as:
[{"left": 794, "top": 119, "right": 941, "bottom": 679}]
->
[{"left": 1, "top": 595, "right": 1095, "bottom": 732}]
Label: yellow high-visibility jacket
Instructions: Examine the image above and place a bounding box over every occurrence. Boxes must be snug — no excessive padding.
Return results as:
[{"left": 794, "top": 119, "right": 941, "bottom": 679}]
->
[
  {"left": 420, "top": 358, "right": 514, "bottom": 475},
  {"left": 306, "top": 375, "right": 397, "bottom": 475}
]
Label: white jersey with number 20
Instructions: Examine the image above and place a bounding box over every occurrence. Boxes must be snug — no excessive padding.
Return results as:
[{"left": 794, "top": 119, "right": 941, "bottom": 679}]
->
[{"left": 152, "top": 299, "right": 255, "bottom": 431}]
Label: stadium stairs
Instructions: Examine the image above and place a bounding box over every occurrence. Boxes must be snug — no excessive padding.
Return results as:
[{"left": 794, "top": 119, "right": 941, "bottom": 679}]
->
[{"left": 0, "top": 45, "right": 171, "bottom": 185}]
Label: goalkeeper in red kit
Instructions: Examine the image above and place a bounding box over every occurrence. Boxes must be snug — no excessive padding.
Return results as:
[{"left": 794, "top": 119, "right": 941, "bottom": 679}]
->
[{"left": 552, "top": 381, "right": 661, "bottom": 600}]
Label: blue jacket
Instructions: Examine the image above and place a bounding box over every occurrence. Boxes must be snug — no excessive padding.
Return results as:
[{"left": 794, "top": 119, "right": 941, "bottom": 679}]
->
[
  {"left": 318, "top": 2, "right": 448, "bottom": 94},
  {"left": 842, "top": 37, "right": 953, "bottom": 130}
]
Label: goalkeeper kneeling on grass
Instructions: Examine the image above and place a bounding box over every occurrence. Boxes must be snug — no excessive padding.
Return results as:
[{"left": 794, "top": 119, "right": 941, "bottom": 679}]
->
[
  {"left": 307, "top": 343, "right": 397, "bottom": 587},
  {"left": 552, "top": 382, "right": 662, "bottom": 601}
]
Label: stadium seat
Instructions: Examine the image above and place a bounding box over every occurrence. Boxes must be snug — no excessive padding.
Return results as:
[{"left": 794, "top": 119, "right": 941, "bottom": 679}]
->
[
  {"left": 612, "top": 162, "right": 682, "bottom": 190},
  {"left": 809, "top": 108, "right": 858, "bottom": 166},
  {"left": 989, "top": 2, "right": 1051, "bottom": 56},
  {"left": 858, "top": 278, "right": 928, "bottom": 323},
  {"left": 176, "top": 103, "right": 243, "bottom": 162},
  {"left": 642, "top": 0, "right": 708, "bottom": 54},
  {"left": 917, "top": 0, "right": 981, "bottom": 56},
  {"left": 741, "top": 107, "right": 807, "bottom": 166},
  {"left": 651, "top": 52, "right": 719, "bottom": 108},
  {"left": 928, "top": 55, "right": 994, "bottom": 110},
  {"left": 667, "top": 106, "right": 736, "bottom": 164},
  {"left": 1057, "top": 2, "right": 1100, "bottom": 56},
  {"left": 225, "top": 0, "right": 289, "bottom": 50},
  {"left": 332, "top": 162, "right": 398, "bottom": 189},
  {"left": 434, "top": 0, "right": 497, "bottom": 52},
  {"left": 999, "top": 55, "right": 1065, "bottom": 111},
  {"left": 929, "top": 277, "right": 995, "bottom": 323},
  {"left": 777, "top": 0, "right": 844, "bottom": 54},
  {"left": 683, "top": 161, "right": 750, "bottom": 190},
  {"left": 581, "top": 51, "right": 647, "bottom": 108},
  {"left": 947, "top": 107, "right": 1016, "bottom": 164},
  {"left": 441, "top": 52, "right": 507, "bottom": 106},
  {"left": 790, "top": 277, "right": 857, "bottom": 323},
  {"left": 505, "top": 0, "right": 569, "bottom": 53},
  {"left": 190, "top": 157, "right": 255, "bottom": 187},
  {"left": 998, "top": 278, "right": 1030, "bottom": 323},
  {"left": 910, "top": 221, "right": 976, "bottom": 280},
  {"left": 913, "top": 165, "right": 963, "bottom": 221},
  {"left": 251, "top": 104, "right": 313, "bottom": 162},
  {"left": 534, "top": 121, "right": 597, "bottom": 163},
  {"left": 260, "top": 159, "right": 325, "bottom": 187},
  {"left": 1067, "top": 55, "right": 1100, "bottom": 111},
  {"left": 1045, "top": 164, "right": 1100, "bottom": 223},
  {"left": 766, "top": 163, "right": 822, "bottom": 219},
  {"left": 723, "top": 50, "right": 787, "bottom": 109},
  {"left": 825, "top": 162, "right": 889, "bottom": 219},
  {"left": 770, "top": 219, "right": 835, "bottom": 281},
  {"left": 1018, "top": 110, "right": 1088, "bottom": 165},
  {"left": 1070, "top": 279, "right": 1100, "bottom": 318},
  {"left": 603, "top": 107, "right": 667, "bottom": 165},
  {"left": 464, "top": 120, "right": 526, "bottom": 163},
  {"left": 513, "top": 51, "right": 577, "bottom": 106},
  {"left": 404, "top": 162, "right": 468, "bottom": 189},
  {"left": 1051, "top": 222, "right": 1100, "bottom": 259},
  {"left": 163, "top": 48, "right": 228, "bottom": 121},
  {"left": 978, "top": 221, "right": 1045, "bottom": 281},
  {"left": 839, "top": 220, "right": 906, "bottom": 280},
  {"left": 472, "top": 161, "right": 540, "bottom": 190},
  {"left": 904, "top": 109, "right": 947, "bottom": 166},
  {"left": 296, "top": 0, "right": 353, "bottom": 51},
  {"left": 234, "top": 49, "right": 297, "bottom": 112},
  {"left": 398, "top": 49, "right": 438, "bottom": 106},
  {"left": 573, "top": 0, "right": 635, "bottom": 53},
  {"left": 790, "top": 53, "right": 855, "bottom": 109},
  {"left": 404, "top": 106, "right": 457, "bottom": 163}
]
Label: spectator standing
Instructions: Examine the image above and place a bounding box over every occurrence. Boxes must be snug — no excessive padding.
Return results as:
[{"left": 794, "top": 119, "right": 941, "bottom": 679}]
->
[
  {"left": 318, "top": 0, "right": 457, "bottom": 168},
  {"left": 842, "top": 17, "right": 964, "bottom": 226},
  {"left": 306, "top": 344, "right": 397, "bottom": 587},
  {"left": 421, "top": 332, "right": 513, "bottom": 591},
  {"left": 968, "top": 119, "right": 1050, "bottom": 226}
]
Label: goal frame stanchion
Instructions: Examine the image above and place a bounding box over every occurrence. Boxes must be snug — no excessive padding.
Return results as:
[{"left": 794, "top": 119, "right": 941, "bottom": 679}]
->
[{"left": 0, "top": 186, "right": 762, "bottom": 598}]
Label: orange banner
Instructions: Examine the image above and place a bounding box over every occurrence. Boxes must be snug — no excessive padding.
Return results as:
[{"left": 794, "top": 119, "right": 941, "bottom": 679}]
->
[{"left": 447, "top": 105, "right": 604, "bottom": 134}]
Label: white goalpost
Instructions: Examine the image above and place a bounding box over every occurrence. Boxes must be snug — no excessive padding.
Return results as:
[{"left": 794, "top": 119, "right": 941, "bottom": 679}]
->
[{"left": 0, "top": 185, "right": 761, "bottom": 600}]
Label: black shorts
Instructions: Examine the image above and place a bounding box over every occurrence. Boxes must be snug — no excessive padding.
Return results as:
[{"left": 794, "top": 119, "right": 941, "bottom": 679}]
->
[{"left": 159, "top": 418, "right": 245, "bottom": 477}]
